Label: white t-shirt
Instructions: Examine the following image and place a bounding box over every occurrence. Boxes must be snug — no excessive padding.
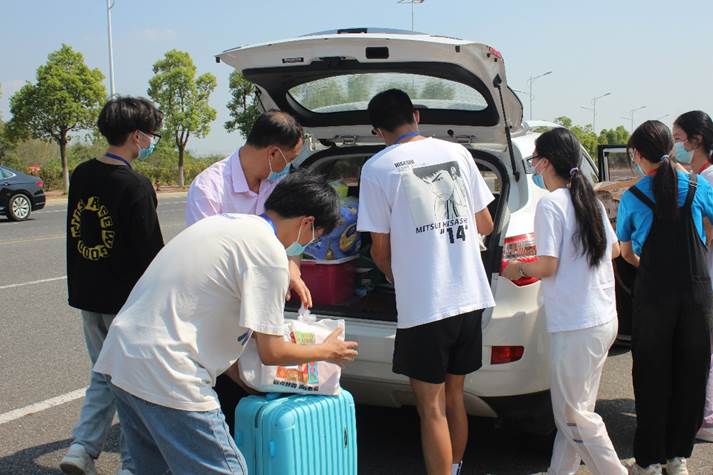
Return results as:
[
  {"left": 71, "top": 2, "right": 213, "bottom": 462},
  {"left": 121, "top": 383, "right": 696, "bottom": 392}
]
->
[
  {"left": 535, "top": 188, "right": 618, "bottom": 333},
  {"left": 94, "top": 214, "right": 289, "bottom": 411},
  {"left": 699, "top": 165, "right": 713, "bottom": 288},
  {"left": 357, "top": 137, "right": 495, "bottom": 329}
]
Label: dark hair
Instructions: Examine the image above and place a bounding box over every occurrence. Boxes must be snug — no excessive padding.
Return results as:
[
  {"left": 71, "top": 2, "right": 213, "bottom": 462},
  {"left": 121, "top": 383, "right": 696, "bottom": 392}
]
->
[
  {"left": 265, "top": 168, "right": 340, "bottom": 234},
  {"left": 535, "top": 128, "right": 607, "bottom": 267},
  {"left": 674, "top": 110, "right": 713, "bottom": 164},
  {"left": 368, "top": 89, "right": 416, "bottom": 132},
  {"left": 246, "top": 110, "right": 303, "bottom": 149},
  {"left": 97, "top": 96, "right": 163, "bottom": 146},
  {"left": 628, "top": 120, "right": 677, "bottom": 219}
]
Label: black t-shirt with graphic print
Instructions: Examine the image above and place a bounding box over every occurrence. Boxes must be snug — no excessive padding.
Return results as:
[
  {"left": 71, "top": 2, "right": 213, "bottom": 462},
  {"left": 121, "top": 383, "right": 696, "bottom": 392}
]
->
[{"left": 66, "top": 159, "right": 164, "bottom": 314}]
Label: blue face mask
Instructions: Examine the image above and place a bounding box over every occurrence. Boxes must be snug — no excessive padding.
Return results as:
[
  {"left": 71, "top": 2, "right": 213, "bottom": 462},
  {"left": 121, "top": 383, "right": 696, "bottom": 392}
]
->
[
  {"left": 634, "top": 163, "right": 646, "bottom": 177},
  {"left": 267, "top": 148, "right": 290, "bottom": 182},
  {"left": 285, "top": 221, "right": 315, "bottom": 257},
  {"left": 137, "top": 132, "right": 158, "bottom": 160},
  {"left": 674, "top": 142, "right": 693, "bottom": 164},
  {"left": 533, "top": 174, "right": 545, "bottom": 189},
  {"left": 532, "top": 159, "right": 547, "bottom": 189}
]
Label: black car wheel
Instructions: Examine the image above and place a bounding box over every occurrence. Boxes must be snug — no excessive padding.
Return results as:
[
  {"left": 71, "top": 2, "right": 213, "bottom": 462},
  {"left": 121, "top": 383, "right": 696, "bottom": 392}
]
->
[{"left": 8, "top": 193, "right": 32, "bottom": 221}]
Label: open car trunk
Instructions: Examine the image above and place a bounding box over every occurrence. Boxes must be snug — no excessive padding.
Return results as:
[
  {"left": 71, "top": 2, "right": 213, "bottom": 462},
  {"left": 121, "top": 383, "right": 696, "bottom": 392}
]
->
[{"left": 286, "top": 145, "right": 510, "bottom": 322}]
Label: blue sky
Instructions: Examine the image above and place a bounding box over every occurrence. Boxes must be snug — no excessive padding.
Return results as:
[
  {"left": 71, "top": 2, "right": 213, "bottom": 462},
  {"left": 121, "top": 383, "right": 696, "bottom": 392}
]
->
[{"left": 2, "top": 0, "right": 711, "bottom": 156}]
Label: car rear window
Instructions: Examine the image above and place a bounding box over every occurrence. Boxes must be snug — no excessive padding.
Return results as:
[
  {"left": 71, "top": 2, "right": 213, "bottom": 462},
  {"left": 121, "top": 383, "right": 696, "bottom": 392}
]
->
[{"left": 288, "top": 73, "right": 488, "bottom": 113}]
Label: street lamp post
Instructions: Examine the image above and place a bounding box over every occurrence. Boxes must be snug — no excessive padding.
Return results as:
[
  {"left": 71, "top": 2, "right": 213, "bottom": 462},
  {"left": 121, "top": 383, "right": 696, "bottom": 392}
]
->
[
  {"left": 527, "top": 70, "right": 552, "bottom": 120},
  {"left": 398, "top": 0, "right": 424, "bottom": 31},
  {"left": 581, "top": 92, "right": 612, "bottom": 133},
  {"left": 620, "top": 105, "right": 647, "bottom": 132},
  {"left": 106, "top": 0, "right": 116, "bottom": 97}
]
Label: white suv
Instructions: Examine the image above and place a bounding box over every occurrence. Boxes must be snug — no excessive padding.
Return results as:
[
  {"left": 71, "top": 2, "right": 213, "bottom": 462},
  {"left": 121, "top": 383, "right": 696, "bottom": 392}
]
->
[{"left": 218, "top": 28, "right": 602, "bottom": 434}]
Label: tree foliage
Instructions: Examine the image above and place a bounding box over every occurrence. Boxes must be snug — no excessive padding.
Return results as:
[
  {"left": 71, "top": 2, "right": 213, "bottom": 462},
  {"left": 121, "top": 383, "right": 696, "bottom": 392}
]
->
[
  {"left": 148, "top": 49, "right": 217, "bottom": 187},
  {"left": 553, "top": 116, "right": 629, "bottom": 157},
  {"left": 7, "top": 44, "right": 105, "bottom": 192},
  {"left": 225, "top": 70, "right": 260, "bottom": 138}
]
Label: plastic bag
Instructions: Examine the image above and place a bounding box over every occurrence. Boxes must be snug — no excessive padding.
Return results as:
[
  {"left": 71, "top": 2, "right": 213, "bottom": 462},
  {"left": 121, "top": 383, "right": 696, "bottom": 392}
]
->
[{"left": 238, "top": 307, "right": 344, "bottom": 395}]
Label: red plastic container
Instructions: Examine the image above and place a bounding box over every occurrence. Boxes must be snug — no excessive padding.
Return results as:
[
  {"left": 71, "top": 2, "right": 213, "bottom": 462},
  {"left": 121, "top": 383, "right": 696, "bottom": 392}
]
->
[{"left": 300, "top": 257, "right": 357, "bottom": 305}]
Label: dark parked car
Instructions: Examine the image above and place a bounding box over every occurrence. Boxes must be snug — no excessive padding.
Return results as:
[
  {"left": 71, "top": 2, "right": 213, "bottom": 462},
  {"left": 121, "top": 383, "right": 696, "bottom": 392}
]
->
[{"left": 0, "top": 166, "right": 46, "bottom": 221}]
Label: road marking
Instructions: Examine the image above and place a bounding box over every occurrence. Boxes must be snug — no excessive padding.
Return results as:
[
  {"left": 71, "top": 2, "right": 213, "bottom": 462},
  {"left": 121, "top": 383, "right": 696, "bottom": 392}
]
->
[
  {"left": 0, "top": 234, "right": 64, "bottom": 245},
  {"left": 34, "top": 202, "right": 186, "bottom": 215},
  {"left": 0, "top": 276, "right": 67, "bottom": 290},
  {"left": 0, "top": 387, "right": 87, "bottom": 425}
]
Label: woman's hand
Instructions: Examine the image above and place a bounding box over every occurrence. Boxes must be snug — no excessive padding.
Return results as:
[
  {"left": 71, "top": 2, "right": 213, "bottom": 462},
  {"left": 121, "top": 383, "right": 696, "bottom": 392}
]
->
[{"left": 501, "top": 260, "right": 522, "bottom": 282}]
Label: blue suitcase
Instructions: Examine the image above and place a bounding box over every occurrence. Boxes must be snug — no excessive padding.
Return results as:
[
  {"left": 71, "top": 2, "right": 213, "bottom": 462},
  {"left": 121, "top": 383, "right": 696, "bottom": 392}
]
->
[{"left": 235, "top": 391, "right": 357, "bottom": 475}]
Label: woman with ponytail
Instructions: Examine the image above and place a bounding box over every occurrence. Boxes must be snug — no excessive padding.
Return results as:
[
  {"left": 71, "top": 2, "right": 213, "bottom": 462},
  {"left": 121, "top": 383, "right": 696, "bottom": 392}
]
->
[
  {"left": 673, "top": 110, "right": 713, "bottom": 443},
  {"left": 503, "top": 128, "right": 625, "bottom": 474},
  {"left": 617, "top": 120, "right": 713, "bottom": 475}
]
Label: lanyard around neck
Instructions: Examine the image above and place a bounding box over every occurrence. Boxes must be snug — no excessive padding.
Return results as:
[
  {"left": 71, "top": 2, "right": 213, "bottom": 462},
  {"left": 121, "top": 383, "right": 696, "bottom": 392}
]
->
[
  {"left": 395, "top": 131, "right": 420, "bottom": 144},
  {"left": 259, "top": 213, "right": 278, "bottom": 236},
  {"left": 104, "top": 152, "right": 131, "bottom": 168}
]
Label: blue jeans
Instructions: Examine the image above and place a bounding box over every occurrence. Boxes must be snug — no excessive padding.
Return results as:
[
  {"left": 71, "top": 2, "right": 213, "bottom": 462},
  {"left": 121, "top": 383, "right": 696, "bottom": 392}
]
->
[
  {"left": 110, "top": 383, "right": 247, "bottom": 475},
  {"left": 71, "top": 310, "right": 133, "bottom": 471}
]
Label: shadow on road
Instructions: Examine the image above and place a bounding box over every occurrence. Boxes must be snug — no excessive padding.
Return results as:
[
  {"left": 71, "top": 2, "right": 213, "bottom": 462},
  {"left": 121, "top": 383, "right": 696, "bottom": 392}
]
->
[{"left": 0, "top": 425, "right": 121, "bottom": 475}]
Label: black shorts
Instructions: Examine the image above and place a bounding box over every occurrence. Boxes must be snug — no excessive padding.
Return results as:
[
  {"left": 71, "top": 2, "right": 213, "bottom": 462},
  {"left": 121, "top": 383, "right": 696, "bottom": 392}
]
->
[{"left": 393, "top": 310, "right": 483, "bottom": 384}]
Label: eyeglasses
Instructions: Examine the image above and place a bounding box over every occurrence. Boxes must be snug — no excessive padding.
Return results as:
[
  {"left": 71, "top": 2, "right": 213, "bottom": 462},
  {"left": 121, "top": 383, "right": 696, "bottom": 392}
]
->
[
  {"left": 141, "top": 130, "right": 162, "bottom": 146},
  {"left": 526, "top": 153, "right": 543, "bottom": 166}
]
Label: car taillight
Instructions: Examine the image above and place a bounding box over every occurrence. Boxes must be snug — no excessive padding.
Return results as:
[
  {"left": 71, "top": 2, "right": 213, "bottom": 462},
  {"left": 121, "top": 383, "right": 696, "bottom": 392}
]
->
[
  {"left": 501, "top": 233, "right": 539, "bottom": 286},
  {"left": 491, "top": 346, "right": 524, "bottom": 365},
  {"left": 36, "top": 181, "right": 44, "bottom": 188}
]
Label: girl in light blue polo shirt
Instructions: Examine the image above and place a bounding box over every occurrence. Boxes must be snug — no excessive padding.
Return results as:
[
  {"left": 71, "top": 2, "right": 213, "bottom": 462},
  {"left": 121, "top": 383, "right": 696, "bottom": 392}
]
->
[{"left": 618, "top": 120, "right": 713, "bottom": 475}]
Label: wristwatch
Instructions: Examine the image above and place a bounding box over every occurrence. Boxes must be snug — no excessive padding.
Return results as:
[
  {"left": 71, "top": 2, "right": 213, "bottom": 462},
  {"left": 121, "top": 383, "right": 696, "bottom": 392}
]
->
[{"left": 518, "top": 263, "right": 529, "bottom": 278}]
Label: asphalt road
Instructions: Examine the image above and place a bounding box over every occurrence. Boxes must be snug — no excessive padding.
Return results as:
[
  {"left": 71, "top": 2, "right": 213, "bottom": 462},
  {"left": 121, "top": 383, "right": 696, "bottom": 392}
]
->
[{"left": 1, "top": 196, "right": 713, "bottom": 474}]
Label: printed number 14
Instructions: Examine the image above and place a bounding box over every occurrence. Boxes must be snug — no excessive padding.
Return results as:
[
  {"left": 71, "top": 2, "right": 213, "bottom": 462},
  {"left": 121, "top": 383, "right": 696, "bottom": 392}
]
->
[{"left": 446, "top": 225, "right": 466, "bottom": 244}]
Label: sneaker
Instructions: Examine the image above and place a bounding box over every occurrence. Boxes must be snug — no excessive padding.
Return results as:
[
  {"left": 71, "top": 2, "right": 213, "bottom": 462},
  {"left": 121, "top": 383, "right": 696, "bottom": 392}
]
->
[
  {"left": 59, "top": 444, "right": 97, "bottom": 475},
  {"left": 697, "top": 425, "right": 713, "bottom": 442},
  {"left": 627, "top": 462, "right": 663, "bottom": 475},
  {"left": 666, "top": 457, "right": 688, "bottom": 475}
]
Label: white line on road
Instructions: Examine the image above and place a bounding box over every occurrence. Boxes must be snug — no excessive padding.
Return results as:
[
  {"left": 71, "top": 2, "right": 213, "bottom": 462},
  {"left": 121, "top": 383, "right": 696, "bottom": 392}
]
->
[
  {"left": 0, "top": 234, "right": 64, "bottom": 245},
  {"left": 0, "top": 387, "right": 87, "bottom": 425},
  {"left": 0, "top": 276, "right": 67, "bottom": 290}
]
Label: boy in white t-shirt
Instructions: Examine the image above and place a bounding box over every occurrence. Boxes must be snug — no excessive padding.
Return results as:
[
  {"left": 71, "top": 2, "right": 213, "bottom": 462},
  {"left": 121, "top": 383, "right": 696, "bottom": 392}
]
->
[
  {"left": 357, "top": 89, "right": 495, "bottom": 475},
  {"left": 93, "top": 170, "right": 358, "bottom": 475}
]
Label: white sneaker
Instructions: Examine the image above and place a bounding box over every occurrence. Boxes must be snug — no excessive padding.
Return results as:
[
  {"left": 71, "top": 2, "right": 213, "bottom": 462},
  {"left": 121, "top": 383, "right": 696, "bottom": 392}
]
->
[
  {"left": 697, "top": 425, "right": 713, "bottom": 442},
  {"left": 60, "top": 444, "right": 97, "bottom": 475},
  {"left": 627, "top": 462, "right": 663, "bottom": 475},
  {"left": 666, "top": 457, "right": 688, "bottom": 475}
]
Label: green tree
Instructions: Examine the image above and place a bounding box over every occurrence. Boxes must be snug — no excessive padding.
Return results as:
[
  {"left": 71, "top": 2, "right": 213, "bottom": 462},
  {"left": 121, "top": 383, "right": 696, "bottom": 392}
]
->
[
  {"left": 554, "top": 116, "right": 573, "bottom": 128},
  {"left": 291, "top": 79, "right": 346, "bottom": 111},
  {"left": 148, "top": 49, "right": 217, "bottom": 187},
  {"left": 598, "top": 125, "right": 629, "bottom": 146},
  {"left": 0, "top": 86, "right": 14, "bottom": 166},
  {"left": 384, "top": 81, "right": 419, "bottom": 99},
  {"left": 420, "top": 80, "right": 456, "bottom": 100},
  {"left": 554, "top": 116, "right": 598, "bottom": 156},
  {"left": 225, "top": 71, "right": 260, "bottom": 138},
  {"left": 7, "top": 45, "right": 105, "bottom": 192},
  {"left": 345, "top": 75, "right": 374, "bottom": 103}
]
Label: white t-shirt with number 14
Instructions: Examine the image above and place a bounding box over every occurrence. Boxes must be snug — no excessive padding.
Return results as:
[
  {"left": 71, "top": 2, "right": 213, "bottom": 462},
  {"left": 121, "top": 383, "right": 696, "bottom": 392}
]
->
[{"left": 357, "top": 137, "right": 495, "bottom": 329}]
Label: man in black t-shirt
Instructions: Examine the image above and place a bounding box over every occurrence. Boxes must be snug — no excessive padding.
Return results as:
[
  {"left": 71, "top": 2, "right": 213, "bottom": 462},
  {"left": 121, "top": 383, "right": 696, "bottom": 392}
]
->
[{"left": 60, "top": 97, "right": 164, "bottom": 475}]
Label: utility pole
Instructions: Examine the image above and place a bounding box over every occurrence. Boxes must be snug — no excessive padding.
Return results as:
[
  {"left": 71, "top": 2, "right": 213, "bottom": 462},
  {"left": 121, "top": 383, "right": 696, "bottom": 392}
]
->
[
  {"left": 527, "top": 70, "right": 552, "bottom": 120},
  {"left": 620, "top": 105, "right": 647, "bottom": 132},
  {"left": 398, "top": 0, "right": 424, "bottom": 31},
  {"left": 581, "top": 92, "right": 611, "bottom": 133},
  {"left": 106, "top": 0, "right": 116, "bottom": 97}
]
